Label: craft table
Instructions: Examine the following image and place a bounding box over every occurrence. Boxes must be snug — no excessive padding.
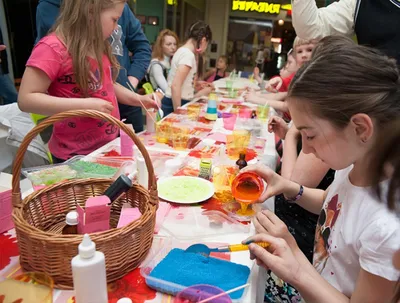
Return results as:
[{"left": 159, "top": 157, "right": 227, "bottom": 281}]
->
[{"left": 0, "top": 96, "right": 278, "bottom": 303}]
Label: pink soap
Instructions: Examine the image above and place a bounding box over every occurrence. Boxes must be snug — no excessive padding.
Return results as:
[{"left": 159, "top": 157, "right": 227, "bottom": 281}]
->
[
  {"left": 154, "top": 202, "right": 172, "bottom": 233},
  {"left": 117, "top": 208, "right": 141, "bottom": 228}
]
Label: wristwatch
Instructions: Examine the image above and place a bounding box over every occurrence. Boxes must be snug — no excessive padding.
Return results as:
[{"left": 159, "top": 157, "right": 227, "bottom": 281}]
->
[{"left": 286, "top": 184, "right": 304, "bottom": 204}]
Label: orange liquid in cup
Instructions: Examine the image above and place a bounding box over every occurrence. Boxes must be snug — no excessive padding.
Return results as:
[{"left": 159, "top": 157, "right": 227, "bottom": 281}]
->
[{"left": 231, "top": 172, "right": 264, "bottom": 216}]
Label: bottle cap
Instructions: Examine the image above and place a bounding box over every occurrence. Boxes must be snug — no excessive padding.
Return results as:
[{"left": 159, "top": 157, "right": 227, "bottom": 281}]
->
[
  {"left": 66, "top": 211, "right": 78, "bottom": 226},
  {"left": 117, "top": 299, "right": 133, "bottom": 303},
  {"left": 78, "top": 234, "right": 96, "bottom": 259}
]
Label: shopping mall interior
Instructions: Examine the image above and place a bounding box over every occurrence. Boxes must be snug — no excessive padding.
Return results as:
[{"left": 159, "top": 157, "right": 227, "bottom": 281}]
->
[{"left": 1, "top": 0, "right": 330, "bottom": 84}]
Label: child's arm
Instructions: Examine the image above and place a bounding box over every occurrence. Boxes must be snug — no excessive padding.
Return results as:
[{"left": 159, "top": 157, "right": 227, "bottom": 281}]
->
[
  {"left": 281, "top": 125, "right": 301, "bottom": 180},
  {"left": 248, "top": 233, "right": 397, "bottom": 303},
  {"left": 18, "top": 67, "right": 114, "bottom": 116},
  {"left": 291, "top": 151, "right": 331, "bottom": 188},
  {"left": 253, "top": 67, "right": 262, "bottom": 84},
  {"left": 113, "top": 83, "right": 157, "bottom": 109},
  {"left": 281, "top": 126, "right": 331, "bottom": 190},
  {"left": 171, "top": 65, "right": 191, "bottom": 110},
  {"left": 203, "top": 68, "right": 216, "bottom": 81}
]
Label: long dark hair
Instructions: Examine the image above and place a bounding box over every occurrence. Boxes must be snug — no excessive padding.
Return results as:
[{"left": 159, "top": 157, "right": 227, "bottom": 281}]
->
[{"left": 186, "top": 21, "right": 212, "bottom": 79}]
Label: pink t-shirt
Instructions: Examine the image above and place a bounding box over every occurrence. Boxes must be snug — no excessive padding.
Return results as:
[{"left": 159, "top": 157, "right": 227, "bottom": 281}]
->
[{"left": 26, "top": 34, "right": 120, "bottom": 160}]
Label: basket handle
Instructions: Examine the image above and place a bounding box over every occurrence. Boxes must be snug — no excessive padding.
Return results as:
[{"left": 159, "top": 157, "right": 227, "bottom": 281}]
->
[{"left": 12, "top": 110, "right": 158, "bottom": 208}]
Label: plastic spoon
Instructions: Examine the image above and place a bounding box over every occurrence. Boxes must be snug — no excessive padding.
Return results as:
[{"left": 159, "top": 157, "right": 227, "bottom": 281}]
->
[{"left": 185, "top": 242, "right": 269, "bottom": 256}]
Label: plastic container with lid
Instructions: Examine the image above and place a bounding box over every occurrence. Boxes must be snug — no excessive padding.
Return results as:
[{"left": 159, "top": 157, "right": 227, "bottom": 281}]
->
[{"left": 140, "top": 237, "right": 252, "bottom": 302}]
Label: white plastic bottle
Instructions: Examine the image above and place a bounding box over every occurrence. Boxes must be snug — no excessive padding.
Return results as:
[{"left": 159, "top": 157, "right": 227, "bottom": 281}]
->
[{"left": 71, "top": 234, "right": 108, "bottom": 303}]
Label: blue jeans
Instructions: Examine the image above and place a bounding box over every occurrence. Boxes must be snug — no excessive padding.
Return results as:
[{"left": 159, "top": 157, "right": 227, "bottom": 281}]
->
[
  {"left": 161, "top": 96, "right": 190, "bottom": 117},
  {"left": 0, "top": 73, "right": 17, "bottom": 105}
]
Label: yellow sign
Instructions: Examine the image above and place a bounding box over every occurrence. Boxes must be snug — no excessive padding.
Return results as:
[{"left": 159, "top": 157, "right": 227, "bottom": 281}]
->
[
  {"left": 167, "top": 0, "right": 177, "bottom": 5},
  {"left": 232, "top": 1, "right": 292, "bottom": 15}
]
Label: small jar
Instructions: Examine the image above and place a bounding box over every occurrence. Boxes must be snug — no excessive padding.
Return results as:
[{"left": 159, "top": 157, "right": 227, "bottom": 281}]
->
[
  {"left": 62, "top": 211, "right": 79, "bottom": 235},
  {"left": 231, "top": 172, "right": 264, "bottom": 203}
]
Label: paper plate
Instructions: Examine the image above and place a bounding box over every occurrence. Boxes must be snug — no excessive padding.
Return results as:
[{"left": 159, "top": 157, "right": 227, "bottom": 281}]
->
[{"left": 157, "top": 176, "right": 215, "bottom": 204}]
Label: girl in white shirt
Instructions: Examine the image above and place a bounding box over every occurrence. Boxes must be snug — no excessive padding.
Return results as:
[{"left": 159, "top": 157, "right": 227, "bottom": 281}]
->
[
  {"left": 147, "top": 29, "right": 178, "bottom": 93},
  {"left": 242, "top": 36, "right": 400, "bottom": 302},
  {"left": 161, "top": 21, "right": 212, "bottom": 117}
]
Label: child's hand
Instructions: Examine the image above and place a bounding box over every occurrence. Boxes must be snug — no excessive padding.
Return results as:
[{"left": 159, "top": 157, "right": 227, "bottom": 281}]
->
[
  {"left": 139, "top": 94, "right": 158, "bottom": 110},
  {"left": 268, "top": 116, "right": 289, "bottom": 140},
  {"left": 243, "top": 92, "right": 259, "bottom": 102},
  {"left": 240, "top": 164, "right": 287, "bottom": 203},
  {"left": 86, "top": 98, "right": 114, "bottom": 114},
  {"left": 266, "top": 77, "right": 283, "bottom": 93},
  {"left": 286, "top": 124, "right": 301, "bottom": 142},
  {"left": 243, "top": 233, "right": 303, "bottom": 285},
  {"left": 252, "top": 210, "right": 291, "bottom": 243}
]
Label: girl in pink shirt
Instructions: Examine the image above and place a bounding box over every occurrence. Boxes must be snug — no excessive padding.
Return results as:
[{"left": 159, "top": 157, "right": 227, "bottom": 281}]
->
[{"left": 18, "top": 0, "right": 156, "bottom": 162}]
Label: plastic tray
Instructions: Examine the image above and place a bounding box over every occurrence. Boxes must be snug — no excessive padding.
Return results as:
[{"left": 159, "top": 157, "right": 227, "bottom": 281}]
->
[
  {"left": 159, "top": 209, "right": 250, "bottom": 240},
  {"left": 140, "top": 237, "right": 252, "bottom": 302},
  {"left": 22, "top": 155, "right": 133, "bottom": 187}
]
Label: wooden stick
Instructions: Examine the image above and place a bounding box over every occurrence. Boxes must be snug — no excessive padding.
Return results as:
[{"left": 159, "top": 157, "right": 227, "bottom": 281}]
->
[
  {"left": 197, "top": 283, "right": 250, "bottom": 303},
  {"left": 126, "top": 82, "right": 157, "bottom": 125}
]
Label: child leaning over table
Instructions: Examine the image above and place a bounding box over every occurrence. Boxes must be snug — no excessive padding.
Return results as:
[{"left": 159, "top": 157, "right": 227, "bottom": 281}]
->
[
  {"left": 242, "top": 36, "right": 400, "bottom": 302},
  {"left": 244, "top": 37, "right": 316, "bottom": 117},
  {"left": 18, "top": 0, "right": 157, "bottom": 164}
]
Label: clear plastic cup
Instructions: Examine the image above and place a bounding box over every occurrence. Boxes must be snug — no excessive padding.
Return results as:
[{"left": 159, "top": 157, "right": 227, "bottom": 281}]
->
[{"left": 222, "top": 113, "right": 237, "bottom": 131}]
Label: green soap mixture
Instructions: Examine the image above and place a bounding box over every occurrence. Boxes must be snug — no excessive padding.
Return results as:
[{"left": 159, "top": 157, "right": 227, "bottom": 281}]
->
[
  {"left": 159, "top": 178, "right": 211, "bottom": 202},
  {"left": 73, "top": 160, "right": 118, "bottom": 177}
]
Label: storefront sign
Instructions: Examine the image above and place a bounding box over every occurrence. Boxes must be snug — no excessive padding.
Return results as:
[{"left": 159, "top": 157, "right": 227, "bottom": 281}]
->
[{"left": 232, "top": 1, "right": 292, "bottom": 15}]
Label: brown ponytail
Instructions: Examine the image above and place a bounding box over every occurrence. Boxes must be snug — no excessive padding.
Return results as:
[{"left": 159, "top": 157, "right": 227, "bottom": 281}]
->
[{"left": 186, "top": 21, "right": 212, "bottom": 79}]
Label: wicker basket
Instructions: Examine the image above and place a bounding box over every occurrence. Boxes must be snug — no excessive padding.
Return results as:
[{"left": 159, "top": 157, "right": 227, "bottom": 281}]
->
[{"left": 11, "top": 110, "right": 158, "bottom": 289}]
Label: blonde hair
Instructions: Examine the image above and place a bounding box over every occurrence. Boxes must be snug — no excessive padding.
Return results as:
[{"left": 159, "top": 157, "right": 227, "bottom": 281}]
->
[
  {"left": 152, "top": 29, "right": 179, "bottom": 61},
  {"left": 293, "top": 36, "right": 318, "bottom": 52},
  {"left": 54, "top": 0, "right": 126, "bottom": 96}
]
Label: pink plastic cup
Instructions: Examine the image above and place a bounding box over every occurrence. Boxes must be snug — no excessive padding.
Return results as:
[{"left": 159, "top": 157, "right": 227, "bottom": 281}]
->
[
  {"left": 238, "top": 108, "right": 252, "bottom": 119},
  {"left": 120, "top": 124, "right": 135, "bottom": 157},
  {"left": 174, "top": 284, "right": 232, "bottom": 303},
  {"left": 222, "top": 113, "right": 237, "bottom": 131}
]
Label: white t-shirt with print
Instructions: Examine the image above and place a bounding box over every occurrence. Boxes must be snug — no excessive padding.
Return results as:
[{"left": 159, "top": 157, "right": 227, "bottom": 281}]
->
[
  {"left": 313, "top": 166, "right": 400, "bottom": 297},
  {"left": 166, "top": 47, "right": 197, "bottom": 100}
]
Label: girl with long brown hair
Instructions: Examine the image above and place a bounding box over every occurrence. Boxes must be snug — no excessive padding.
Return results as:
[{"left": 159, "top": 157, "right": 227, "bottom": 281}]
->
[
  {"left": 161, "top": 21, "right": 212, "bottom": 117},
  {"left": 147, "top": 29, "right": 178, "bottom": 93},
  {"left": 241, "top": 36, "right": 400, "bottom": 302},
  {"left": 18, "top": 0, "right": 156, "bottom": 162}
]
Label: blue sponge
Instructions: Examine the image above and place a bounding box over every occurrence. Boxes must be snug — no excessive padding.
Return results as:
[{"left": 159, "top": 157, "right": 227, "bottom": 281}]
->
[{"left": 146, "top": 248, "right": 250, "bottom": 300}]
